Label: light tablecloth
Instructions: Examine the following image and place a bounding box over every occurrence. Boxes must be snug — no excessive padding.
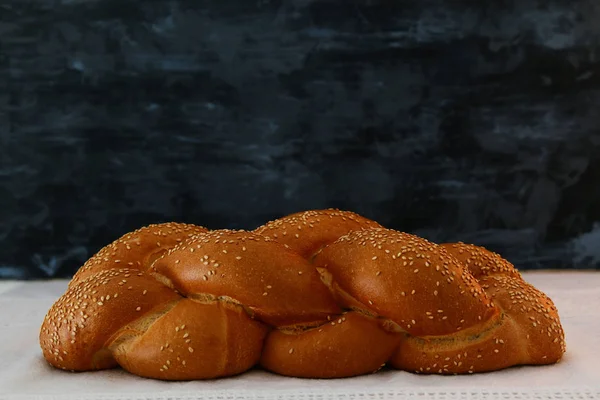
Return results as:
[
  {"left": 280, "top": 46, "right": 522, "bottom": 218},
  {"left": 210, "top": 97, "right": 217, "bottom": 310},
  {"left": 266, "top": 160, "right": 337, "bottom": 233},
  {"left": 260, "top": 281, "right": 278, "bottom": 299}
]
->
[{"left": 1, "top": 272, "right": 599, "bottom": 400}]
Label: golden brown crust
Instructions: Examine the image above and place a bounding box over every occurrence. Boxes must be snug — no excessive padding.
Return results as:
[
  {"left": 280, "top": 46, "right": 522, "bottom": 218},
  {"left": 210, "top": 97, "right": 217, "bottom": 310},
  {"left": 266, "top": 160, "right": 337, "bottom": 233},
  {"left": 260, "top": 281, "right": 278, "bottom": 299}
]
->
[
  {"left": 390, "top": 311, "right": 525, "bottom": 374},
  {"left": 151, "top": 229, "right": 342, "bottom": 326},
  {"left": 313, "top": 229, "right": 497, "bottom": 337},
  {"left": 40, "top": 268, "right": 181, "bottom": 371},
  {"left": 111, "top": 300, "right": 268, "bottom": 380},
  {"left": 70, "top": 222, "right": 208, "bottom": 287},
  {"left": 40, "top": 212, "right": 566, "bottom": 380},
  {"left": 440, "top": 242, "right": 521, "bottom": 279},
  {"left": 260, "top": 311, "right": 400, "bottom": 378},
  {"left": 254, "top": 209, "right": 382, "bottom": 259},
  {"left": 390, "top": 274, "right": 565, "bottom": 374}
]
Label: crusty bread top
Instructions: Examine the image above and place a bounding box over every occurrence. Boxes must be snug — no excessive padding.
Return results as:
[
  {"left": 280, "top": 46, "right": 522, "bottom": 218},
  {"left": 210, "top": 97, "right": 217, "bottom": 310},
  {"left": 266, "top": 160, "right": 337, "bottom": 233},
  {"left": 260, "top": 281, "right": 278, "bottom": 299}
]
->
[
  {"left": 254, "top": 209, "right": 381, "bottom": 259},
  {"left": 70, "top": 222, "right": 208, "bottom": 286},
  {"left": 313, "top": 228, "right": 497, "bottom": 337},
  {"left": 440, "top": 242, "right": 522, "bottom": 278},
  {"left": 151, "top": 229, "right": 341, "bottom": 326}
]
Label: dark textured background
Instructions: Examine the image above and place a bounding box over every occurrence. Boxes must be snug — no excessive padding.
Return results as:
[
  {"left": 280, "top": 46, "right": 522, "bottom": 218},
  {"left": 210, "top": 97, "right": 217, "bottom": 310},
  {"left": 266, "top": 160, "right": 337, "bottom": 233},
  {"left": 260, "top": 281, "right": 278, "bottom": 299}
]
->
[{"left": 1, "top": 0, "right": 600, "bottom": 279}]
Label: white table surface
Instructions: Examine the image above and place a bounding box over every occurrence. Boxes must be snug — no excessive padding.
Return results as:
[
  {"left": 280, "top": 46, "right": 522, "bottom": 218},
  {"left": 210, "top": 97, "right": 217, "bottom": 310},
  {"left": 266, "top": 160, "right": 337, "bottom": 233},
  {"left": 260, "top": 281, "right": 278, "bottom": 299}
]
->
[{"left": 0, "top": 271, "right": 599, "bottom": 400}]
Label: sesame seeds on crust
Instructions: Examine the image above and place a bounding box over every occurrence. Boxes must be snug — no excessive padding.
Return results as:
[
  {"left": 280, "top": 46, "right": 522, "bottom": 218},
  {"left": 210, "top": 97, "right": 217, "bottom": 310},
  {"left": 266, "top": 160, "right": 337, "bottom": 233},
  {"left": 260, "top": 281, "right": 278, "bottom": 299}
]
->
[
  {"left": 313, "top": 228, "right": 497, "bottom": 337},
  {"left": 70, "top": 222, "right": 208, "bottom": 286},
  {"left": 40, "top": 211, "right": 566, "bottom": 380},
  {"left": 254, "top": 209, "right": 382, "bottom": 259}
]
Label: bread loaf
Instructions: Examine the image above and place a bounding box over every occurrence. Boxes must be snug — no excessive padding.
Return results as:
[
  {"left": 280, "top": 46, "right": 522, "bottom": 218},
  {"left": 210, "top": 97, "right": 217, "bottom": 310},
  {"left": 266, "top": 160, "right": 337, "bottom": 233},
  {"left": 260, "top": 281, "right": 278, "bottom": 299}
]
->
[{"left": 40, "top": 209, "right": 565, "bottom": 380}]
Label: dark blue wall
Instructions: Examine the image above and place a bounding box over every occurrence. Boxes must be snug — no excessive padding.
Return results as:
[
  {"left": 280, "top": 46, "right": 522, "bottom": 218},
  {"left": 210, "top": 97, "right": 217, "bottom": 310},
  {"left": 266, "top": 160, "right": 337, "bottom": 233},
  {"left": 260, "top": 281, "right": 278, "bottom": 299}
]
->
[{"left": 2, "top": 0, "right": 600, "bottom": 278}]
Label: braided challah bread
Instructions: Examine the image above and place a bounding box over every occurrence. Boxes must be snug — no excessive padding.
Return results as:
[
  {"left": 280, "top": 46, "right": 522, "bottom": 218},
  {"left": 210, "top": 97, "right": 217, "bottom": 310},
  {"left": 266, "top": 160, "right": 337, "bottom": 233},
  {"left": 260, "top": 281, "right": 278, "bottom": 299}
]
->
[{"left": 40, "top": 209, "right": 565, "bottom": 380}]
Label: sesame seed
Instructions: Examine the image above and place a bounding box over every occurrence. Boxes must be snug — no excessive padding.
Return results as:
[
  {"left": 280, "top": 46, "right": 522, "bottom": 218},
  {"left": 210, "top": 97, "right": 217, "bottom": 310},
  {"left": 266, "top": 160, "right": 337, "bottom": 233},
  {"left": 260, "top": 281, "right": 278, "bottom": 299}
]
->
[
  {"left": 136, "top": 307, "right": 141, "bottom": 311},
  {"left": 188, "top": 347, "right": 194, "bottom": 353}
]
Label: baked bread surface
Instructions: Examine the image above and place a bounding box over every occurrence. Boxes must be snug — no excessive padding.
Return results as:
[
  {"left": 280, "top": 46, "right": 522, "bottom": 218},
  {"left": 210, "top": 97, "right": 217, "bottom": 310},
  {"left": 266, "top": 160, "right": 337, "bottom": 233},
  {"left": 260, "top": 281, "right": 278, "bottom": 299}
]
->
[{"left": 40, "top": 209, "right": 566, "bottom": 379}]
